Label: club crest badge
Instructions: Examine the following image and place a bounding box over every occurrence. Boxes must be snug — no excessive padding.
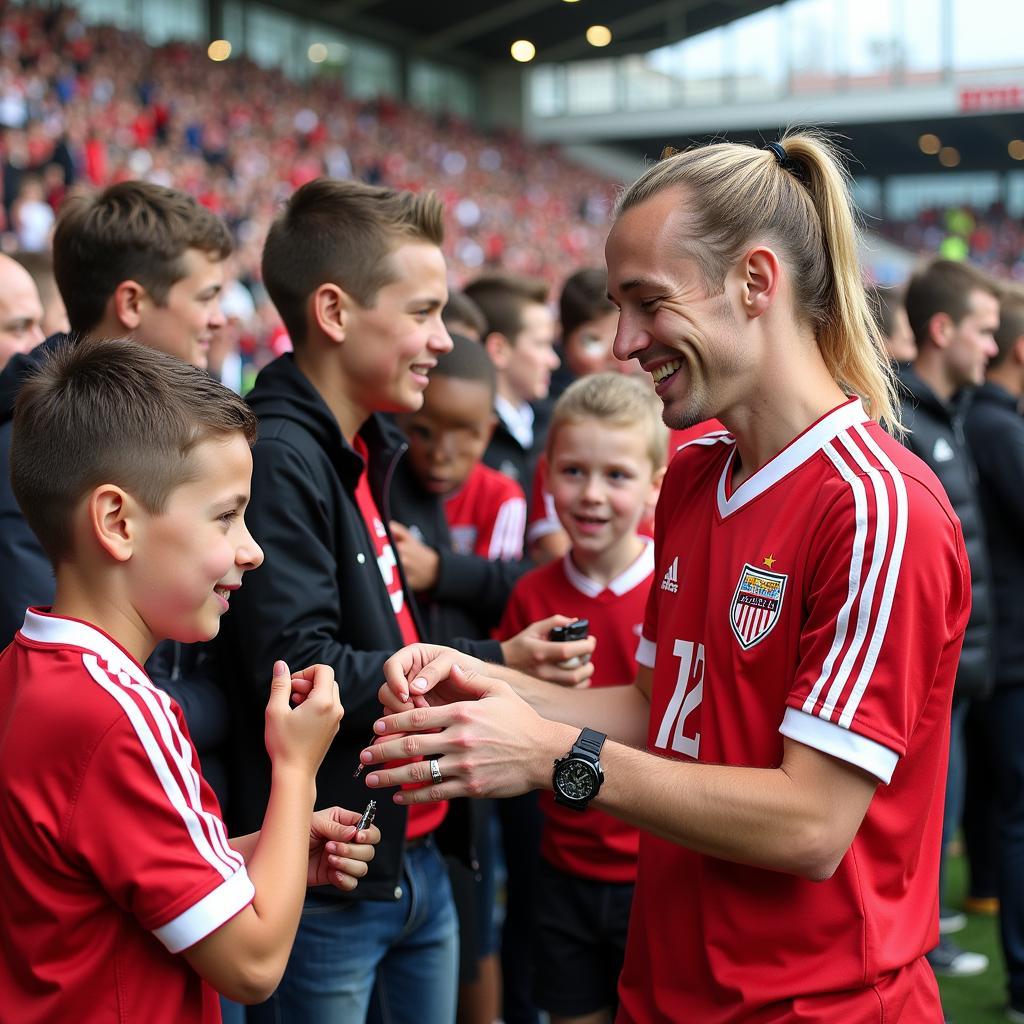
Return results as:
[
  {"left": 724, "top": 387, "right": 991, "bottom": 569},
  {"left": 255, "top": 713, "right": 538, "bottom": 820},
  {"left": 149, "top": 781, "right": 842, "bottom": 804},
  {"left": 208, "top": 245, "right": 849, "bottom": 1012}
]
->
[{"left": 729, "top": 563, "right": 787, "bottom": 649}]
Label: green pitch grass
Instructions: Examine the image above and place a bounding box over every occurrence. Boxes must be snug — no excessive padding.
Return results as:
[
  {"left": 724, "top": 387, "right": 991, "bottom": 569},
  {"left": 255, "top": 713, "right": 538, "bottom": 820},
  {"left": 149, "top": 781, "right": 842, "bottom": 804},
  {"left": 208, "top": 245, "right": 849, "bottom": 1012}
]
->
[{"left": 938, "top": 854, "right": 1008, "bottom": 1024}]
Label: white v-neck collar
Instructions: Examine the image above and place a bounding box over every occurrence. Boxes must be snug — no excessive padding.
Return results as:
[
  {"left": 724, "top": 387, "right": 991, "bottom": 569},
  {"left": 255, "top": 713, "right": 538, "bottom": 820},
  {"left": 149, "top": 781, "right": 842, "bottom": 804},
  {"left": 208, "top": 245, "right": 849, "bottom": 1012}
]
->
[
  {"left": 716, "top": 398, "right": 869, "bottom": 518},
  {"left": 562, "top": 537, "right": 655, "bottom": 598},
  {"left": 19, "top": 608, "right": 151, "bottom": 686}
]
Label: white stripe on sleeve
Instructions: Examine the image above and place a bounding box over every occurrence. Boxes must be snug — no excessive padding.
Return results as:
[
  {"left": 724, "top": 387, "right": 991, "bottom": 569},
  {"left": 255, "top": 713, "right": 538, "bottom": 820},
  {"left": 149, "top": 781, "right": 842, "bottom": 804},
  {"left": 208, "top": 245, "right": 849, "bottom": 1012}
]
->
[
  {"left": 489, "top": 496, "right": 527, "bottom": 560},
  {"left": 153, "top": 864, "right": 255, "bottom": 953}
]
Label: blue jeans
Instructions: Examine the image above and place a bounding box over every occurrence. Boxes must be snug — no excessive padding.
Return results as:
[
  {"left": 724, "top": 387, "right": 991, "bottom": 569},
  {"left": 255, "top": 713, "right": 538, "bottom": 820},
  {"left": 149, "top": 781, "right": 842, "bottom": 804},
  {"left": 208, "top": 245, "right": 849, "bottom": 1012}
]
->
[{"left": 254, "top": 838, "right": 459, "bottom": 1024}]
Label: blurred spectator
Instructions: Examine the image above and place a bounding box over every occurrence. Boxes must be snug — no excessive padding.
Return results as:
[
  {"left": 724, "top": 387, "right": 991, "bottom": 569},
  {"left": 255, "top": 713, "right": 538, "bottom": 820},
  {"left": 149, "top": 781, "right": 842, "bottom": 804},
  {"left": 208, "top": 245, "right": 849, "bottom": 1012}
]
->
[
  {"left": 14, "top": 249, "right": 69, "bottom": 336},
  {"left": 867, "top": 284, "right": 916, "bottom": 364},
  {"left": 0, "top": 252, "right": 44, "bottom": 368},
  {"left": 442, "top": 289, "right": 486, "bottom": 343}
]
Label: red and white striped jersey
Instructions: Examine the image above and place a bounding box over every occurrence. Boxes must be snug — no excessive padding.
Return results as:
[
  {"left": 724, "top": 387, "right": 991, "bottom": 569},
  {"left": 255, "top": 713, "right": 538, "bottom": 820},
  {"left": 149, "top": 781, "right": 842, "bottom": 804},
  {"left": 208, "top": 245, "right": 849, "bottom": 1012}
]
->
[
  {"left": 0, "top": 609, "right": 254, "bottom": 1024},
  {"left": 619, "top": 398, "right": 969, "bottom": 1023},
  {"left": 444, "top": 461, "right": 526, "bottom": 562}
]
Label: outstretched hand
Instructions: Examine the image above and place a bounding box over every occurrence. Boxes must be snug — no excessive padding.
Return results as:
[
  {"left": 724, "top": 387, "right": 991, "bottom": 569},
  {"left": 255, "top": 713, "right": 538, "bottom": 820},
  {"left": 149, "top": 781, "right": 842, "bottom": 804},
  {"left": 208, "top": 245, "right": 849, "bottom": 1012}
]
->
[
  {"left": 362, "top": 664, "right": 573, "bottom": 802},
  {"left": 306, "top": 806, "right": 381, "bottom": 891}
]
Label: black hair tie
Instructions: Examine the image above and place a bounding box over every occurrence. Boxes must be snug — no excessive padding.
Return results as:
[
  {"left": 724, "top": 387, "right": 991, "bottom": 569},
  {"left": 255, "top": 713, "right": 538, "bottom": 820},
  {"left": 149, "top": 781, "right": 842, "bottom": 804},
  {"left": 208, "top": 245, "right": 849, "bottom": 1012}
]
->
[{"left": 765, "top": 140, "right": 806, "bottom": 183}]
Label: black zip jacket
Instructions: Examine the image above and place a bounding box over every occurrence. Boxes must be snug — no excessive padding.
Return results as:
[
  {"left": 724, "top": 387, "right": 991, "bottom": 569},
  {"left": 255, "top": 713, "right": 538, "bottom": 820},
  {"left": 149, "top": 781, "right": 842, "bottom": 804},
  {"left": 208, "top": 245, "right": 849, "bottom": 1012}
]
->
[
  {"left": 963, "top": 381, "right": 1024, "bottom": 687},
  {"left": 897, "top": 366, "right": 993, "bottom": 698},
  {"left": 215, "top": 354, "right": 494, "bottom": 899},
  {"left": 0, "top": 334, "right": 233, "bottom": 803}
]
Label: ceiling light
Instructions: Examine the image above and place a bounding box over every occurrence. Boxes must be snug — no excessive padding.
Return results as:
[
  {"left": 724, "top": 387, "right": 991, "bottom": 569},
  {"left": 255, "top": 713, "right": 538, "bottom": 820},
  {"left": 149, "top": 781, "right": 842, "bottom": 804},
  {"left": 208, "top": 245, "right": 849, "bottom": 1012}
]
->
[
  {"left": 511, "top": 39, "right": 536, "bottom": 62},
  {"left": 308, "top": 43, "right": 328, "bottom": 63},
  {"left": 207, "top": 39, "right": 231, "bottom": 62},
  {"left": 1009, "top": 139, "right": 1024, "bottom": 160},
  {"left": 586, "top": 25, "right": 612, "bottom": 47},
  {"left": 918, "top": 133, "right": 940, "bottom": 155},
  {"left": 938, "top": 147, "right": 960, "bottom": 167}
]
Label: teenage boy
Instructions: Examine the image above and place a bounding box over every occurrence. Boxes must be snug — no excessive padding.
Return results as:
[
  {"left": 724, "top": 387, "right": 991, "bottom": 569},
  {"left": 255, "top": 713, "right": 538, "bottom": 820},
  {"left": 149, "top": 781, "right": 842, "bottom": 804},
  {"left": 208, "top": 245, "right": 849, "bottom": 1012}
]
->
[
  {"left": 0, "top": 339, "right": 378, "bottom": 1023},
  {"left": 497, "top": 374, "right": 666, "bottom": 1024},
  {"left": 901, "top": 258, "right": 998, "bottom": 977},
  {"left": 0, "top": 180, "right": 234, "bottom": 801},
  {"left": 218, "top": 179, "right": 592, "bottom": 1024},
  {"left": 464, "top": 272, "right": 559, "bottom": 488}
]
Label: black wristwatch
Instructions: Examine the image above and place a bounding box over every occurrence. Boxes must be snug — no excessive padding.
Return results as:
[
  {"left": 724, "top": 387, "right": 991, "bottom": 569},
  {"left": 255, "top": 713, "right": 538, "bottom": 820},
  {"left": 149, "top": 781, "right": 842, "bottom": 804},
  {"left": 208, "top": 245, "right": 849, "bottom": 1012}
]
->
[{"left": 552, "top": 727, "right": 606, "bottom": 811}]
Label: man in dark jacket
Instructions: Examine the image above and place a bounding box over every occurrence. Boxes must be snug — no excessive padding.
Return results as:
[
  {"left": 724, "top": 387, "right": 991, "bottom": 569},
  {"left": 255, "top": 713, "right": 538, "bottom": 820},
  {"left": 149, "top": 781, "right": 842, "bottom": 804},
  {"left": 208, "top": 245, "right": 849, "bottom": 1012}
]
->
[
  {"left": 0, "top": 180, "right": 234, "bottom": 803},
  {"left": 964, "top": 287, "right": 1024, "bottom": 1022},
  {"left": 221, "top": 180, "right": 592, "bottom": 1024},
  {"left": 901, "top": 258, "right": 999, "bottom": 979}
]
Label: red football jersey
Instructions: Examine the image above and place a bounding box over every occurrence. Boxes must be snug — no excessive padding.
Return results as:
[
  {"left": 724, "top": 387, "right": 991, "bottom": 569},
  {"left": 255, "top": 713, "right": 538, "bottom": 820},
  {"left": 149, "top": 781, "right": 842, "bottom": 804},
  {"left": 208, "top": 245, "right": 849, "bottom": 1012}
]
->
[
  {"left": 0, "top": 610, "right": 255, "bottom": 1024},
  {"left": 526, "top": 420, "right": 726, "bottom": 547},
  {"left": 444, "top": 461, "right": 526, "bottom": 561},
  {"left": 497, "top": 545, "right": 653, "bottom": 883},
  {"left": 618, "top": 399, "right": 967, "bottom": 1023},
  {"left": 352, "top": 436, "right": 446, "bottom": 840}
]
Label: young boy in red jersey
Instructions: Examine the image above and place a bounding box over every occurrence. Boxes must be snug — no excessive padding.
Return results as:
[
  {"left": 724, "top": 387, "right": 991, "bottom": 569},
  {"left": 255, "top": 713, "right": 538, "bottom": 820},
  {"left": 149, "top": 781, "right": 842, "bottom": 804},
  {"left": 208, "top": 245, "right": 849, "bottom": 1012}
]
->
[
  {"left": 0, "top": 339, "right": 378, "bottom": 1024},
  {"left": 497, "top": 373, "right": 666, "bottom": 1024}
]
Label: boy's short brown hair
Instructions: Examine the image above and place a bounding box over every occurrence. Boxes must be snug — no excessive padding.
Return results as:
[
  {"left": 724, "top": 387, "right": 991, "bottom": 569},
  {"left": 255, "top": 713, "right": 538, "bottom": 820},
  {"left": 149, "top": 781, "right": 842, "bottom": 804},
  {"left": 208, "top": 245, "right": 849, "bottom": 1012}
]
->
[
  {"left": 559, "top": 267, "right": 616, "bottom": 340},
  {"left": 547, "top": 372, "right": 668, "bottom": 471},
  {"left": 905, "top": 259, "right": 999, "bottom": 347},
  {"left": 464, "top": 273, "right": 548, "bottom": 344},
  {"left": 53, "top": 181, "right": 233, "bottom": 336},
  {"left": 11, "top": 338, "right": 256, "bottom": 564},
  {"left": 261, "top": 178, "right": 445, "bottom": 346}
]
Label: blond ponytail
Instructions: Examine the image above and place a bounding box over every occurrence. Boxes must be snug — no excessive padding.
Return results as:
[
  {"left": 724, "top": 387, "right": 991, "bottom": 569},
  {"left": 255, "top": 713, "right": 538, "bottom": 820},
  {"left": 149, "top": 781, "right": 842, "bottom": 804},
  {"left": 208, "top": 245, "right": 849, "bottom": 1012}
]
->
[{"left": 616, "top": 130, "right": 901, "bottom": 432}]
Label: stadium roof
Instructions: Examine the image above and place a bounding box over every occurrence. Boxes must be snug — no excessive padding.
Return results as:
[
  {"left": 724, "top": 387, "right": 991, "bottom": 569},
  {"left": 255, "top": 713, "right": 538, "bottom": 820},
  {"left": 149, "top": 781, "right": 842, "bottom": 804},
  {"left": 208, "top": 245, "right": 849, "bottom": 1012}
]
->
[{"left": 261, "top": 0, "right": 781, "bottom": 68}]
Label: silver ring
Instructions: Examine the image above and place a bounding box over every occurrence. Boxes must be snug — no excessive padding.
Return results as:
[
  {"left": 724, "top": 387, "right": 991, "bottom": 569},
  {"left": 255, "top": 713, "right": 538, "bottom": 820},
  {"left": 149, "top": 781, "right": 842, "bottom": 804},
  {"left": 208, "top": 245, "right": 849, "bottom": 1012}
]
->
[{"left": 429, "top": 758, "right": 443, "bottom": 784}]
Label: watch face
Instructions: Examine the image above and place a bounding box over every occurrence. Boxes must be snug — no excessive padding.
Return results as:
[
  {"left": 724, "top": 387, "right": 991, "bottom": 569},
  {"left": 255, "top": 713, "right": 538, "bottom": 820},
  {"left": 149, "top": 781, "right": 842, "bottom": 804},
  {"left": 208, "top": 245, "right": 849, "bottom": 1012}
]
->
[{"left": 555, "top": 758, "right": 597, "bottom": 801}]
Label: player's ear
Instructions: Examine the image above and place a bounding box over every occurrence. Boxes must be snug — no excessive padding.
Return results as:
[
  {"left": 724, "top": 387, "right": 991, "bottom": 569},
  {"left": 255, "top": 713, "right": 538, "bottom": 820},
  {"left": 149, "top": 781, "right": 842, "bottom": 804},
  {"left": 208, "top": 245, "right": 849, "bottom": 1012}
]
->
[
  {"left": 87, "top": 484, "right": 136, "bottom": 562},
  {"left": 738, "top": 246, "right": 781, "bottom": 320},
  {"left": 110, "top": 280, "right": 146, "bottom": 331},
  {"left": 311, "top": 282, "right": 348, "bottom": 344}
]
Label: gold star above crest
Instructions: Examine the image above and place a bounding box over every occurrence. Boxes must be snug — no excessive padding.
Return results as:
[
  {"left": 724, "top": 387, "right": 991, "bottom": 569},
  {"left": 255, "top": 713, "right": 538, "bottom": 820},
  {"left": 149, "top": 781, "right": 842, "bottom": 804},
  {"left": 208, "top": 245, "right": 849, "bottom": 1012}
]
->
[{"left": 763, "top": 554, "right": 776, "bottom": 569}]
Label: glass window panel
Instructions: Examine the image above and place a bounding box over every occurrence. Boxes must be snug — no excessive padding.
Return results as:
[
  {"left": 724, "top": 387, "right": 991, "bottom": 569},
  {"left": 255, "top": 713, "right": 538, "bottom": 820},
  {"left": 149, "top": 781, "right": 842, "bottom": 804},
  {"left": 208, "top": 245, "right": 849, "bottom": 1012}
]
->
[
  {"left": 845, "top": 0, "right": 897, "bottom": 88},
  {"left": 885, "top": 173, "right": 1001, "bottom": 219},
  {"left": 953, "top": 0, "right": 1024, "bottom": 71},
  {"left": 346, "top": 39, "right": 399, "bottom": 99},
  {"left": 245, "top": 5, "right": 297, "bottom": 71},
  {"left": 76, "top": 0, "right": 135, "bottom": 31},
  {"left": 622, "top": 54, "right": 677, "bottom": 110},
  {"left": 410, "top": 60, "right": 475, "bottom": 118},
  {"left": 139, "top": 0, "right": 202, "bottom": 45},
  {"left": 680, "top": 28, "right": 726, "bottom": 105},
  {"left": 900, "top": 0, "right": 942, "bottom": 82},
  {"left": 788, "top": 0, "right": 842, "bottom": 94},
  {"left": 731, "top": 7, "right": 785, "bottom": 102},
  {"left": 529, "top": 66, "right": 564, "bottom": 117},
  {"left": 565, "top": 60, "right": 616, "bottom": 114}
]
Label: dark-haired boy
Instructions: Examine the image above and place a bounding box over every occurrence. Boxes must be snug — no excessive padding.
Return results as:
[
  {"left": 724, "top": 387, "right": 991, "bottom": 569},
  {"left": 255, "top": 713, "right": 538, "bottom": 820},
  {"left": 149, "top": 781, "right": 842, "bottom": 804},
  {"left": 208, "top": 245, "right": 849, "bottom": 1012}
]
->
[
  {"left": 0, "top": 339, "right": 377, "bottom": 1023},
  {"left": 465, "top": 272, "right": 559, "bottom": 488},
  {"left": 220, "top": 179, "right": 594, "bottom": 1023}
]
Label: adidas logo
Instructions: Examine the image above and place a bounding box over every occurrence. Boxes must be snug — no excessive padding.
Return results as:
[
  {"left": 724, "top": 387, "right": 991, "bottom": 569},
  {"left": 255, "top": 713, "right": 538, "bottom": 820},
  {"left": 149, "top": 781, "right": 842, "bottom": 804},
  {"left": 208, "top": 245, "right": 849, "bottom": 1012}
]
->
[{"left": 661, "top": 556, "right": 679, "bottom": 593}]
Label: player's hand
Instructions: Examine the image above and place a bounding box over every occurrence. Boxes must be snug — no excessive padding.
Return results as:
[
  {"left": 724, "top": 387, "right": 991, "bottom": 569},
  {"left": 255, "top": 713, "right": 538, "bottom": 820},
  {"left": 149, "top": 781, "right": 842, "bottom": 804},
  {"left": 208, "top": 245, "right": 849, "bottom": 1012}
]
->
[
  {"left": 306, "top": 806, "right": 380, "bottom": 891},
  {"left": 499, "top": 614, "right": 596, "bottom": 687},
  {"left": 389, "top": 520, "right": 440, "bottom": 592},
  {"left": 379, "top": 643, "right": 489, "bottom": 711},
  {"left": 265, "top": 661, "right": 343, "bottom": 775},
  {"left": 362, "top": 664, "right": 566, "bottom": 800}
]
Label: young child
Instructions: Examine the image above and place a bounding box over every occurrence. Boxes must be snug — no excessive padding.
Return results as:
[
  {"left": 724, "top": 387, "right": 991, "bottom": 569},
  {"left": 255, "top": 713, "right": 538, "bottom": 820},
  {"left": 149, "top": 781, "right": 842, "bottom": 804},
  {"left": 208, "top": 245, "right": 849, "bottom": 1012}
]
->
[
  {"left": 496, "top": 373, "right": 668, "bottom": 1024},
  {"left": 0, "top": 339, "right": 378, "bottom": 1023}
]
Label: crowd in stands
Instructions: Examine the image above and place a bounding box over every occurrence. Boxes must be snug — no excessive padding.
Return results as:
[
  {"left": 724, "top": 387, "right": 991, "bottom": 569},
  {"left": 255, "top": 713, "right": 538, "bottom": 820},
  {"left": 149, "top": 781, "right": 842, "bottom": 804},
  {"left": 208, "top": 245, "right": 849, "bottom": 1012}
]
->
[
  {"left": 878, "top": 202, "right": 1024, "bottom": 281},
  {"left": 0, "top": 2, "right": 615, "bottom": 376}
]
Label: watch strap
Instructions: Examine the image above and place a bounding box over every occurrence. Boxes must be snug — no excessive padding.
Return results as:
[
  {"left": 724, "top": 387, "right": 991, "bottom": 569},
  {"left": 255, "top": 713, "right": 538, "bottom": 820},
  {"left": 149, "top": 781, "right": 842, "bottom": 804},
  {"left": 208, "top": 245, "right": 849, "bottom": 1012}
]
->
[{"left": 573, "top": 727, "right": 606, "bottom": 760}]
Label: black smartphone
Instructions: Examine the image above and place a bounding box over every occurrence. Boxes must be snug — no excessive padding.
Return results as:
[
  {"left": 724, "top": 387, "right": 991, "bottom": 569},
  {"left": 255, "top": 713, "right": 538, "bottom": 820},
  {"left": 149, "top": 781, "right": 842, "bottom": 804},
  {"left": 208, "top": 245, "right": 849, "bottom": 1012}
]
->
[{"left": 549, "top": 619, "right": 589, "bottom": 643}]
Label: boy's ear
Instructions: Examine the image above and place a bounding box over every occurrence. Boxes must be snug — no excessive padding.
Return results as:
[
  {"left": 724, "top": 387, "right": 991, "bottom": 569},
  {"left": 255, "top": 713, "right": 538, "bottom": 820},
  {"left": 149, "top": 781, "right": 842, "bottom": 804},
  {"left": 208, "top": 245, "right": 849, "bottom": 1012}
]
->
[
  {"left": 926, "top": 311, "right": 954, "bottom": 350},
  {"left": 310, "top": 283, "right": 350, "bottom": 344},
  {"left": 87, "top": 485, "right": 136, "bottom": 563},
  {"left": 110, "top": 280, "right": 147, "bottom": 331},
  {"left": 483, "top": 331, "right": 511, "bottom": 371},
  {"left": 646, "top": 464, "right": 668, "bottom": 512}
]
